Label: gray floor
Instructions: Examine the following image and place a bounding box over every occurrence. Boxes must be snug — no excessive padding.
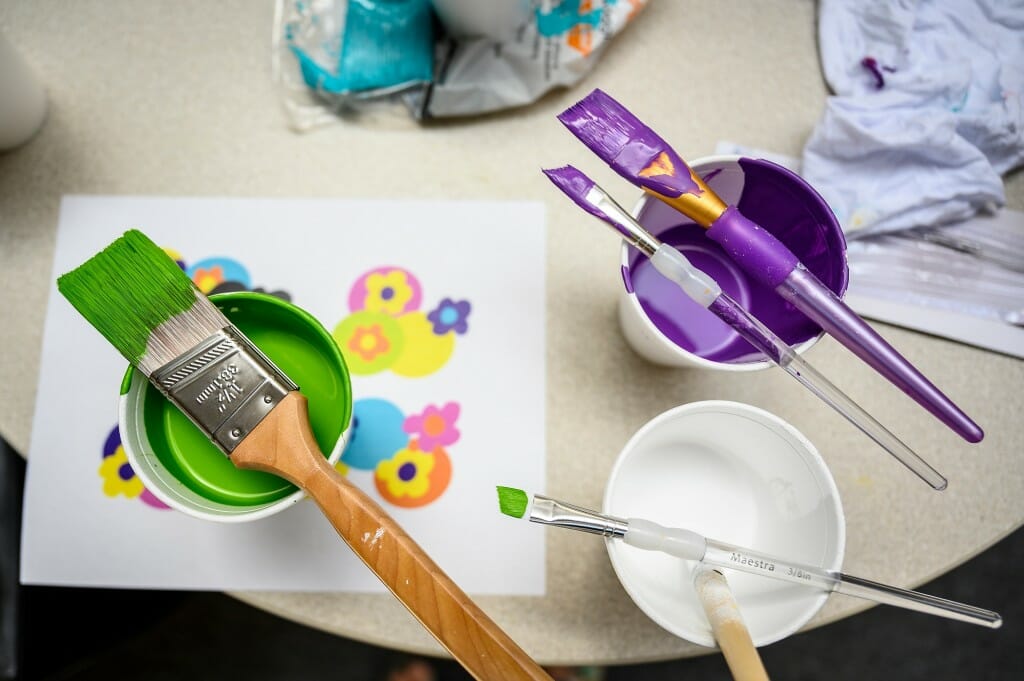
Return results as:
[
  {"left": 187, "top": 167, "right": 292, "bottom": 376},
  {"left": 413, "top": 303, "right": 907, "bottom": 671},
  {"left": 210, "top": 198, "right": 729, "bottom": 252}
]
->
[{"left": 4, "top": 438, "right": 1022, "bottom": 681}]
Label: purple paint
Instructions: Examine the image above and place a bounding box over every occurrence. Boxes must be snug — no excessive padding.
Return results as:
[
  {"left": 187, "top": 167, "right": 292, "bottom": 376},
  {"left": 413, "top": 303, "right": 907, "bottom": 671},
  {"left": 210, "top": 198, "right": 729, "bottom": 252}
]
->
[
  {"left": 627, "top": 157, "right": 848, "bottom": 364},
  {"left": 621, "top": 264, "right": 634, "bottom": 294},
  {"left": 861, "top": 57, "right": 886, "bottom": 89},
  {"left": 630, "top": 236, "right": 763, "bottom": 362},
  {"left": 558, "top": 89, "right": 701, "bottom": 198},
  {"left": 736, "top": 158, "right": 849, "bottom": 294},
  {"left": 542, "top": 165, "right": 631, "bottom": 239},
  {"left": 702, "top": 168, "right": 723, "bottom": 183},
  {"left": 708, "top": 295, "right": 783, "bottom": 364}
]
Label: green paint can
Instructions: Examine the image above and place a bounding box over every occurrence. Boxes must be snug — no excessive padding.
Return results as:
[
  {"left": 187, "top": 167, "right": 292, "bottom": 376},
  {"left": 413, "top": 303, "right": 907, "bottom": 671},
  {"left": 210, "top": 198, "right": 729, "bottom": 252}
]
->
[{"left": 119, "top": 292, "right": 352, "bottom": 522}]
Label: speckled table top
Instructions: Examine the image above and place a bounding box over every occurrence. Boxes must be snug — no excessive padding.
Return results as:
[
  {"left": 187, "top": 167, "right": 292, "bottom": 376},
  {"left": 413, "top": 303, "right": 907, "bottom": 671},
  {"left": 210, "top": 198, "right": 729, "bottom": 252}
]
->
[{"left": 2, "top": 0, "right": 1022, "bottom": 666}]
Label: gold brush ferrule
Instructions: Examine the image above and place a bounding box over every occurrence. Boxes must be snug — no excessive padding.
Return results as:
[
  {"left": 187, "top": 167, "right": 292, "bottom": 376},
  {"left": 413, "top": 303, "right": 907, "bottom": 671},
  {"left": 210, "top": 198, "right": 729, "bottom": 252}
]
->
[
  {"left": 643, "top": 162, "right": 728, "bottom": 228},
  {"left": 150, "top": 326, "right": 297, "bottom": 454}
]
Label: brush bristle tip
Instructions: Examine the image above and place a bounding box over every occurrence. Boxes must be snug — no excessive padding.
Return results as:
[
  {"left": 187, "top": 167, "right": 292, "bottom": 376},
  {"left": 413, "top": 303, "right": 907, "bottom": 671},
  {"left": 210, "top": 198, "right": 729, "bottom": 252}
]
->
[{"left": 496, "top": 485, "right": 529, "bottom": 519}]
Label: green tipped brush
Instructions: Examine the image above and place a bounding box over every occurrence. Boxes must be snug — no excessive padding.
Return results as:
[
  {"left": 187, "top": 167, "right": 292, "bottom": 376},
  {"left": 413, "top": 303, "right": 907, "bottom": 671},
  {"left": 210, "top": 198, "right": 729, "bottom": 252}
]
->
[
  {"left": 497, "top": 487, "right": 1001, "bottom": 629},
  {"left": 58, "top": 231, "right": 553, "bottom": 681}
]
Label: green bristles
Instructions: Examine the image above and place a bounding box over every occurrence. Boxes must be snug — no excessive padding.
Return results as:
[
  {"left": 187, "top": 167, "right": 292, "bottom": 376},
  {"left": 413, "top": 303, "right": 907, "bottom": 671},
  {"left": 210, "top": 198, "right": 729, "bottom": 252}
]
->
[
  {"left": 56, "top": 230, "right": 198, "bottom": 365},
  {"left": 496, "top": 486, "right": 529, "bottom": 519}
]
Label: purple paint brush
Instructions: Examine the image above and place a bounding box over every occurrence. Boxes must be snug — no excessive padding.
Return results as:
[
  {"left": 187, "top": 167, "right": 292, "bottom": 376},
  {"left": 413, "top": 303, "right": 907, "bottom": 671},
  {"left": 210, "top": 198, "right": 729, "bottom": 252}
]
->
[
  {"left": 543, "top": 164, "right": 947, "bottom": 490},
  {"left": 557, "top": 89, "right": 983, "bottom": 444}
]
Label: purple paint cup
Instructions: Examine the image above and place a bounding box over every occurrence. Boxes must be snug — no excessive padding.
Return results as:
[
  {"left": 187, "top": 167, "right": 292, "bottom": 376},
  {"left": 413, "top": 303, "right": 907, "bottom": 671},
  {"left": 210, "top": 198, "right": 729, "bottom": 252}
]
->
[{"left": 619, "top": 155, "right": 848, "bottom": 370}]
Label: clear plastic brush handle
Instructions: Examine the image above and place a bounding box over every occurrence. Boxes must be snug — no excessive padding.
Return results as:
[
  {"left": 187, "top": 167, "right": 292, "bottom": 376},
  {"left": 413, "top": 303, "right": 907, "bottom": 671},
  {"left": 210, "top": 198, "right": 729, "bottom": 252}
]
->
[
  {"left": 708, "top": 293, "right": 948, "bottom": 491},
  {"left": 700, "top": 539, "right": 1002, "bottom": 628}
]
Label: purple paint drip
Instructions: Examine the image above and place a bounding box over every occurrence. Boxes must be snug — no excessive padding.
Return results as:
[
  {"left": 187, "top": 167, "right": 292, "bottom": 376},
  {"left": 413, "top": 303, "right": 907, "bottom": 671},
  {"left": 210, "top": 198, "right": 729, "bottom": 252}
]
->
[
  {"left": 542, "top": 165, "right": 631, "bottom": 240},
  {"left": 558, "top": 89, "right": 701, "bottom": 198},
  {"left": 621, "top": 264, "right": 634, "bottom": 294},
  {"left": 861, "top": 57, "right": 886, "bottom": 89},
  {"left": 702, "top": 168, "right": 723, "bottom": 183}
]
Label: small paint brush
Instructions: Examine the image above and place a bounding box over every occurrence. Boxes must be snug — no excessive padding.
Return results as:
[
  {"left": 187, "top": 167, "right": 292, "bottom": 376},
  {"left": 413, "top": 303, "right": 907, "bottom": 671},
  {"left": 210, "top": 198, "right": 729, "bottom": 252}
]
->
[
  {"left": 496, "top": 487, "right": 1002, "bottom": 629},
  {"left": 557, "top": 88, "right": 983, "bottom": 445},
  {"left": 543, "top": 165, "right": 946, "bottom": 490},
  {"left": 58, "top": 231, "right": 553, "bottom": 681}
]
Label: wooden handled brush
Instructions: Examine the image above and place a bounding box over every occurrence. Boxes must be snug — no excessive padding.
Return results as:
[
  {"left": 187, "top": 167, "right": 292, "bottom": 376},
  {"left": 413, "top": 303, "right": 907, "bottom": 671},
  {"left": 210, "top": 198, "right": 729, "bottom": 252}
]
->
[
  {"left": 57, "top": 230, "right": 552, "bottom": 681},
  {"left": 694, "top": 567, "right": 771, "bottom": 681}
]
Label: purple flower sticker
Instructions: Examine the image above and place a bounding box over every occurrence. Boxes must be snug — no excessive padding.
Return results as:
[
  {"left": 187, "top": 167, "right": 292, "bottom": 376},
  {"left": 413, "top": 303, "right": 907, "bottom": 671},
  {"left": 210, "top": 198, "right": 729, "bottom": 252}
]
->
[{"left": 427, "top": 298, "right": 471, "bottom": 335}]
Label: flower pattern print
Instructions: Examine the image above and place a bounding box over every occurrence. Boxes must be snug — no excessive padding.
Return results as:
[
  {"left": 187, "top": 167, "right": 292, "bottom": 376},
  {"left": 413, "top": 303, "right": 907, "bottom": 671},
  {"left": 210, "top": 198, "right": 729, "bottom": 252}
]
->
[{"left": 403, "top": 402, "right": 460, "bottom": 450}]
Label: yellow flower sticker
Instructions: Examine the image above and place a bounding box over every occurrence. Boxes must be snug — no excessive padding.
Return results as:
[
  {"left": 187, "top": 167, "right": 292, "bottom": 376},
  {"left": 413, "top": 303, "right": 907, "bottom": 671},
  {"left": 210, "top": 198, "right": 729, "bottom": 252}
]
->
[
  {"left": 364, "top": 270, "right": 414, "bottom": 316},
  {"left": 376, "top": 445, "right": 435, "bottom": 499},
  {"left": 98, "top": 446, "right": 144, "bottom": 498}
]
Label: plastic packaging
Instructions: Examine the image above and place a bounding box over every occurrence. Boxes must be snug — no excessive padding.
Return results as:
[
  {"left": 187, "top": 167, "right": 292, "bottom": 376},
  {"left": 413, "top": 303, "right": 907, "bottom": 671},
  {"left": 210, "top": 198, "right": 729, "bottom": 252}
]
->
[
  {"left": 273, "top": 0, "right": 648, "bottom": 129},
  {"left": 847, "top": 224, "right": 1024, "bottom": 326}
]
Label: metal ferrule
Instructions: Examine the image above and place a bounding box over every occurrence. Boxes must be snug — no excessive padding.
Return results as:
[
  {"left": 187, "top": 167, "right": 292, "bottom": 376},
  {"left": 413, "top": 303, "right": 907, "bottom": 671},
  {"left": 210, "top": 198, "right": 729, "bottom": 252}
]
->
[
  {"left": 529, "top": 495, "right": 629, "bottom": 538},
  {"left": 585, "top": 185, "right": 661, "bottom": 257},
  {"left": 653, "top": 169, "right": 728, "bottom": 229},
  {"left": 150, "top": 326, "right": 298, "bottom": 454}
]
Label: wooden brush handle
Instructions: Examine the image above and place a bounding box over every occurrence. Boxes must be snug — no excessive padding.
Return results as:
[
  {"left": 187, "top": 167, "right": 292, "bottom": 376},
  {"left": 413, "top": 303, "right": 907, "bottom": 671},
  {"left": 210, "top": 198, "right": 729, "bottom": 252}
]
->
[
  {"left": 695, "top": 568, "right": 771, "bottom": 681},
  {"left": 232, "top": 392, "right": 552, "bottom": 681}
]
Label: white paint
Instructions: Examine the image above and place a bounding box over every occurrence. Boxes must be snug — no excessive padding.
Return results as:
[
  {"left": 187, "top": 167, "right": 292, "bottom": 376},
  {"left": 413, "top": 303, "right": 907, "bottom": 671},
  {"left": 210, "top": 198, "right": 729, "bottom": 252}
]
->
[{"left": 369, "top": 527, "right": 385, "bottom": 547}]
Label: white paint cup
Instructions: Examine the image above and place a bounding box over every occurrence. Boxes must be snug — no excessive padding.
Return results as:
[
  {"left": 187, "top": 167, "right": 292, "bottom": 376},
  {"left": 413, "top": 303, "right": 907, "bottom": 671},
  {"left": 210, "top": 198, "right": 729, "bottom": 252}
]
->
[
  {"left": 604, "top": 400, "right": 845, "bottom": 647},
  {"left": 0, "top": 29, "right": 47, "bottom": 150},
  {"left": 618, "top": 155, "right": 848, "bottom": 371}
]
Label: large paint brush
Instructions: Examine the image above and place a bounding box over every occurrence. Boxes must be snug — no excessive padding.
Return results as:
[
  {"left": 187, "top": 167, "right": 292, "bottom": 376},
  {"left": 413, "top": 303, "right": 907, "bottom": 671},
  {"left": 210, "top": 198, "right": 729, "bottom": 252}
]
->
[
  {"left": 557, "top": 88, "right": 983, "bottom": 444},
  {"left": 57, "top": 230, "right": 552, "bottom": 681},
  {"left": 542, "top": 165, "right": 946, "bottom": 489}
]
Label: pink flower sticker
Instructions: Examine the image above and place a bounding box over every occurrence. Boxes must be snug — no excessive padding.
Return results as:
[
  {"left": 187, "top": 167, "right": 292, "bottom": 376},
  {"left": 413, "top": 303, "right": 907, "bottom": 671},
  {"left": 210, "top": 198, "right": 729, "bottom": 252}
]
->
[{"left": 403, "top": 402, "right": 460, "bottom": 450}]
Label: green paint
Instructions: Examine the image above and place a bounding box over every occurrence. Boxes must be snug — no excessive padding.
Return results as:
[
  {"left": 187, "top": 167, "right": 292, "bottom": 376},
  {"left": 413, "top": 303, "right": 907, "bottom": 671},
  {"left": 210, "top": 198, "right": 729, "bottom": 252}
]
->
[
  {"left": 57, "top": 230, "right": 197, "bottom": 365},
  {"left": 496, "top": 486, "right": 529, "bottom": 519},
  {"left": 119, "top": 366, "right": 134, "bottom": 396},
  {"left": 135, "top": 292, "right": 352, "bottom": 506}
]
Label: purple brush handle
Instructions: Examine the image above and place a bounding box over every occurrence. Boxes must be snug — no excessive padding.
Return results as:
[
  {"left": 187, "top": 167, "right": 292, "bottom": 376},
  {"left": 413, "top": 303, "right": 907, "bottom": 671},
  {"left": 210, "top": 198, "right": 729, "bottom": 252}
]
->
[{"left": 707, "top": 207, "right": 983, "bottom": 443}]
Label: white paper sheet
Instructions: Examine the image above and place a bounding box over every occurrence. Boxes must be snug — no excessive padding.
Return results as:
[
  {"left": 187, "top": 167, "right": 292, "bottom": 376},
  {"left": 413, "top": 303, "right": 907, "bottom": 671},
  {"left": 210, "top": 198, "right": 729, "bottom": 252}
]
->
[{"left": 21, "top": 196, "right": 546, "bottom": 594}]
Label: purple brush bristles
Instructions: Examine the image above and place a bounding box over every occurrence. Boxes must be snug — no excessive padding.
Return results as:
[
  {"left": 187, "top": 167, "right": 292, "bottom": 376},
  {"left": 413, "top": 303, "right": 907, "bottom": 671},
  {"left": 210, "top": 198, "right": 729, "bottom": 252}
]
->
[
  {"left": 557, "top": 89, "right": 700, "bottom": 198},
  {"left": 542, "top": 165, "right": 609, "bottom": 220},
  {"left": 556, "top": 90, "right": 640, "bottom": 162},
  {"left": 542, "top": 165, "right": 646, "bottom": 243}
]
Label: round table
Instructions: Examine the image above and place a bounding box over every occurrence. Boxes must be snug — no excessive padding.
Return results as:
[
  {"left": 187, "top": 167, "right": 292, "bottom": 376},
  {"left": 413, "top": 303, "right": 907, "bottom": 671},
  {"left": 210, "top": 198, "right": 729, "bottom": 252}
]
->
[{"left": 2, "top": 0, "right": 1022, "bottom": 666}]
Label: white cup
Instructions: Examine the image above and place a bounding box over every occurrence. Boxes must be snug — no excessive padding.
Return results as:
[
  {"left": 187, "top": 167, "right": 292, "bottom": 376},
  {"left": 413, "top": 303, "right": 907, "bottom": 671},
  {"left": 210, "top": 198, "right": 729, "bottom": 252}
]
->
[
  {"left": 604, "top": 400, "right": 845, "bottom": 647},
  {"left": 0, "top": 29, "right": 47, "bottom": 150},
  {"left": 618, "top": 155, "right": 849, "bottom": 371}
]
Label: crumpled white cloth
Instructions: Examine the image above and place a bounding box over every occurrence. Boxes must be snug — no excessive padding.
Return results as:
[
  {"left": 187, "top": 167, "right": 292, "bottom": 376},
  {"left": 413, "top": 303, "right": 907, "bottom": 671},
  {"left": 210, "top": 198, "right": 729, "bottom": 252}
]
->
[{"left": 801, "top": 0, "right": 1024, "bottom": 237}]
